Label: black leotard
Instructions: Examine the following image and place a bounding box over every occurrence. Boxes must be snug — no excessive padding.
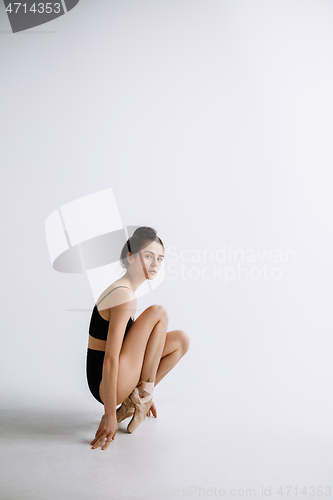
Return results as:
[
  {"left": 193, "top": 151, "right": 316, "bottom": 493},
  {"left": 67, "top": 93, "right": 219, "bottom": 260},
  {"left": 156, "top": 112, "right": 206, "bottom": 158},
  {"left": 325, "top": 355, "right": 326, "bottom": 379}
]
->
[
  {"left": 86, "top": 285, "right": 135, "bottom": 404},
  {"left": 89, "top": 286, "right": 134, "bottom": 341}
]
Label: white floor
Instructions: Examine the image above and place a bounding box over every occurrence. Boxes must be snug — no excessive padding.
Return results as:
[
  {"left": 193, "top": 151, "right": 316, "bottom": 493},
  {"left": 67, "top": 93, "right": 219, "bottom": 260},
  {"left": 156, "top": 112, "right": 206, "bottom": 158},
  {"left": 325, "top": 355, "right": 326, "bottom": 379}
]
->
[{"left": 1, "top": 397, "right": 332, "bottom": 500}]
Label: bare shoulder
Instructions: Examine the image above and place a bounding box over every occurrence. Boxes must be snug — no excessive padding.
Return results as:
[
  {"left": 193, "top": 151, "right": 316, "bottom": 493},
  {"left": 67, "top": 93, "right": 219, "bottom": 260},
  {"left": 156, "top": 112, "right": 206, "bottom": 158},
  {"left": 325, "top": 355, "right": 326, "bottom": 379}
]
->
[{"left": 96, "top": 281, "right": 135, "bottom": 313}]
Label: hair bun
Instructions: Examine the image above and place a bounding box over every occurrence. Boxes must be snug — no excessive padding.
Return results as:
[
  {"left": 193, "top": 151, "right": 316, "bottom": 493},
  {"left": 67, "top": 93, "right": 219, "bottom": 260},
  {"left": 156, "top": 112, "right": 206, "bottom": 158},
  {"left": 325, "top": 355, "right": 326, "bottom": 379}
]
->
[{"left": 131, "top": 227, "right": 157, "bottom": 239}]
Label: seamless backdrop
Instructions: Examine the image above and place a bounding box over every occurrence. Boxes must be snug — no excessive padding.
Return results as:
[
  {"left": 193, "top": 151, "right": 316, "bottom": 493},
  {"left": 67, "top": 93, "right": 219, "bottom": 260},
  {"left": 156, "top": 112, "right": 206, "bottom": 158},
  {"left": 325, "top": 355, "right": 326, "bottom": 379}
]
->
[{"left": 1, "top": 0, "right": 333, "bottom": 412}]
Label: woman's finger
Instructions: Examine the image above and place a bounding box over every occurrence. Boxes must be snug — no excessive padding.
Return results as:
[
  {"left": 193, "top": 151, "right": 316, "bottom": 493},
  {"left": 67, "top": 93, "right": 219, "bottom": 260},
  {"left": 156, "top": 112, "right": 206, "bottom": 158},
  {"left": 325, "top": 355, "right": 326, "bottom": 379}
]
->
[
  {"left": 92, "top": 438, "right": 101, "bottom": 448},
  {"left": 91, "top": 433, "right": 106, "bottom": 448},
  {"left": 92, "top": 438, "right": 104, "bottom": 449},
  {"left": 91, "top": 431, "right": 103, "bottom": 445},
  {"left": 91, "top": 436, "right": 99, "bottom": 445},
  {"left": 102, "top": 437, "right": 113, "bottom": 450}
]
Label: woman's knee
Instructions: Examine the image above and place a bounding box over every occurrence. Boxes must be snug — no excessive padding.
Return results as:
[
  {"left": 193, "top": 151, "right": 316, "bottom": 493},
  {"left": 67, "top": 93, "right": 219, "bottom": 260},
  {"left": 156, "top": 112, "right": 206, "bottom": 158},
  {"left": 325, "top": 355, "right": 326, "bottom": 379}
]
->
[{"left": 146, "top": 304, "right": 169, "bottom": 323}]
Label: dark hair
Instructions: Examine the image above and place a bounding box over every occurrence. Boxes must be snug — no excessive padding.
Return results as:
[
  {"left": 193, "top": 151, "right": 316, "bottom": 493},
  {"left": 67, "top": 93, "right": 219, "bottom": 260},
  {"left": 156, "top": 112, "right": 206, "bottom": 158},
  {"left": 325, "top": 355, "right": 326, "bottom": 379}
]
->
[{"left": 120, "top": 226, "right": 165, "bottom": 269}]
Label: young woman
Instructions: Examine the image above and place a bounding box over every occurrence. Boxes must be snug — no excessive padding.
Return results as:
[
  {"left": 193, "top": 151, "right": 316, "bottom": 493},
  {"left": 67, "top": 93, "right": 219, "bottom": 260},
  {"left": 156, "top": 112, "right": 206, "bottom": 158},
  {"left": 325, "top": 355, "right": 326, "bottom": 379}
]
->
[{"left": 86, "top": 226, "right": 190, "bottom": 450}]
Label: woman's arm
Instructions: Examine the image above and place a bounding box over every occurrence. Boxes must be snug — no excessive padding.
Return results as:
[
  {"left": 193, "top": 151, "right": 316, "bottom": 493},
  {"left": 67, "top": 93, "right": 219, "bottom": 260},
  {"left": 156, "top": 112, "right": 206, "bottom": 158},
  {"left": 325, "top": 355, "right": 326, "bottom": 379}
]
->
[
  {"left": 101, "top": 358, "right": 119, "bottom": 416},
  {"left": 91, "top": 288, "right": 135, "bottom": 450},
  {"left": 90, "top": 359, "right": 119, "bottom": 450},
  {"left": 101, "top": 288, "right": 135, "bottom": 415}
]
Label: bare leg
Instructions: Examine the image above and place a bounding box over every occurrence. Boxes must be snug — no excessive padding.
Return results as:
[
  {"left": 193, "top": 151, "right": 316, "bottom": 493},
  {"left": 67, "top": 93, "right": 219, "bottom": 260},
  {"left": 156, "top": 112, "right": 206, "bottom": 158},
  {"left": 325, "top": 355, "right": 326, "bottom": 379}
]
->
[
  {"left": 138, "top": 316, "right": 168, "bottom": 383},
  {"left": 118, "top": 328, "right": 190, "bottom": 422},
  {"left": 145, "top": 330, "right": 190, "bottom": 417},
  {"left": 125, "top": 315, "right": 169, "bottom": 433},
  {"left": 154, "top": 348, "right": 182, "bottom": 386},
  {"left": 155, "top": 329, "right": 190, "bottom": 386},
  {"left": 102, "top": 305, "right": 169, "bottom": 405}
]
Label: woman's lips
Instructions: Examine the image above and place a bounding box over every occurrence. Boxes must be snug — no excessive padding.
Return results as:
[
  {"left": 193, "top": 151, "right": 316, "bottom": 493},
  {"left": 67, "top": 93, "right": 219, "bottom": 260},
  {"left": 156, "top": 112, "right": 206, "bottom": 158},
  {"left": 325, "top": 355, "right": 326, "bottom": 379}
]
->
[{"left": 149, "top": 271, "right": 156, "bottom": 274}]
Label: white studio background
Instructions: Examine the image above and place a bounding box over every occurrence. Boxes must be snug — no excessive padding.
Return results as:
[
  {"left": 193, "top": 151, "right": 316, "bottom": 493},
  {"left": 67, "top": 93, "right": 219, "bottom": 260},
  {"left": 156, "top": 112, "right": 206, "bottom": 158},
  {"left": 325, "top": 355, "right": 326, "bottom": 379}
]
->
[{"left": 1, "top": 0, "right": 333, "bottom": 413}]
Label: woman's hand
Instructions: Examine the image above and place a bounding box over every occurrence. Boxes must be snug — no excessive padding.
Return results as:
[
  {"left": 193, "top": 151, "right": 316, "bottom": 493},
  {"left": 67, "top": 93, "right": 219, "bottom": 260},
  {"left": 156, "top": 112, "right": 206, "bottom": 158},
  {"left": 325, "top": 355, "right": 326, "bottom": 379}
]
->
[
  {"left": 146, "top": 400, "right": 157, "bottom": 418},
  {"left": 91, "top": 414, "right": 118, "bottom": 450}
]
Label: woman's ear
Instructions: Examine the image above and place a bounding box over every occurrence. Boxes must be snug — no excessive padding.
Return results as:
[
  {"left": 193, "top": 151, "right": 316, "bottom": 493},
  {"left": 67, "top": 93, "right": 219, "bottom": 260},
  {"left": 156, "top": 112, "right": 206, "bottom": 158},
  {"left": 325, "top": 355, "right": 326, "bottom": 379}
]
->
[{"left": 127, "top": 251, "right": 133, "bottom": 265}]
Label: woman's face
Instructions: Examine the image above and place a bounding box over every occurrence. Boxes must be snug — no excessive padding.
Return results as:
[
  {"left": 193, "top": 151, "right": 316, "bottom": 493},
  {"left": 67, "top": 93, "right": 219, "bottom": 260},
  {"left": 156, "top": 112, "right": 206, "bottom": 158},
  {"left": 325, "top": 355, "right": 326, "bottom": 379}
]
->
[{"left": 129, "top": 240, "right": 164, "bottom": 280}]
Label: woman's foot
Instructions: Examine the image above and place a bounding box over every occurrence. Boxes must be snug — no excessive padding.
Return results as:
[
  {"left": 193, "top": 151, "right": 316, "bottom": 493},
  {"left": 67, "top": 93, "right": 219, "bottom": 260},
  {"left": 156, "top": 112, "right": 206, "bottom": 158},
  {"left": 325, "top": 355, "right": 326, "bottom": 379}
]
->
[
  {"left": 146, "top": 400, "right": 157, "bottom": 418},
  {"left": 116, "top": 397, "right": 135, "bottom": 423},
  {"left": 127, "top": 381, "right": 154, "bottom": 434}
]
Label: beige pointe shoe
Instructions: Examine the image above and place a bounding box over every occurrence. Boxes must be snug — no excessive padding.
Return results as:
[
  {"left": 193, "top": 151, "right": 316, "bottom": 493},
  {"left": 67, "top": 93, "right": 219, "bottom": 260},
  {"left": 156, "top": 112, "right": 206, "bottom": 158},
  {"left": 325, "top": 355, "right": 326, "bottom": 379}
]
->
[
  {"left": 127, "top": 381, "right": 154, "bottom": 434},
  {"left": 116, "top": 396, "right": 135, "bottom": 423}
]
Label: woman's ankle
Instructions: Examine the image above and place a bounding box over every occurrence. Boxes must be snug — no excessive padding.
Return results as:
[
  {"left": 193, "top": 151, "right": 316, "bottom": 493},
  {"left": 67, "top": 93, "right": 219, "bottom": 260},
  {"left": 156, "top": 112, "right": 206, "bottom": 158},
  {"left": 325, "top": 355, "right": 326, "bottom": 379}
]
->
[{"left": 138, "top": 380, "right": 154, "bottom": 397}]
